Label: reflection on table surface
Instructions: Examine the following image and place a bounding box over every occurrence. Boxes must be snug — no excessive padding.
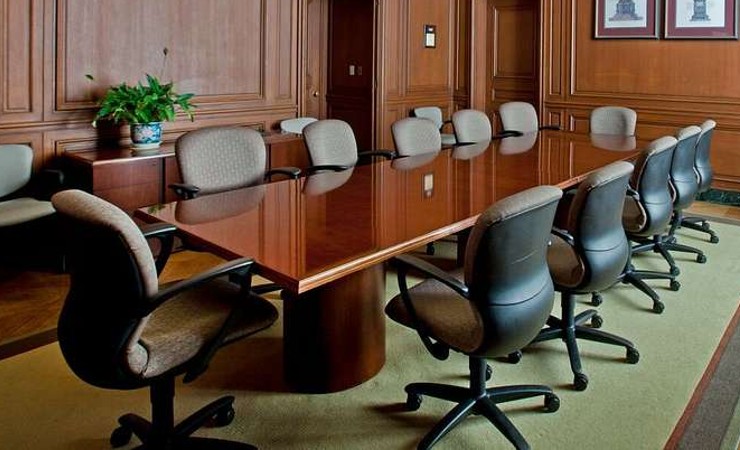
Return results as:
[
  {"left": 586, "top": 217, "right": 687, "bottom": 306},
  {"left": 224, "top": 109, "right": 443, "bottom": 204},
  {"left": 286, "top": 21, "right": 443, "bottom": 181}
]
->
[{"left": 136, "top": 131, "right": 642, "bottom": 293}]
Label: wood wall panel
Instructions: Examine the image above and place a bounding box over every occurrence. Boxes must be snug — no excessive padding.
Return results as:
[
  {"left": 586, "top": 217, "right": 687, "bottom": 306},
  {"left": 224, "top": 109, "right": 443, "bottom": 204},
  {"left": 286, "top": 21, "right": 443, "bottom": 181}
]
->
[
  {"left": 542, "top": 0, "right": 740, "bottom": 191},
  {"left": 405, "top": 0, "right": 454, "bottom": 94},
  {"left": 0, "top": 0, "right": 300, "bottom": 174},
  {"left": 0, "top": 0, "right": 43, "bottom": 125}
]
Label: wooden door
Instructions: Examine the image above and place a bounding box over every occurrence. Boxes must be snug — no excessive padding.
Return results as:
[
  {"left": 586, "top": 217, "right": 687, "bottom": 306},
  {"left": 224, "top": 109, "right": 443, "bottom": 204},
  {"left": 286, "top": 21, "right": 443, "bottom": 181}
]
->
[
  {"left": 486, "top": 0, "right": 540, "bottom": 130},
  {"left": 304, "top": 0, "right": 328, "bottom": 119}
]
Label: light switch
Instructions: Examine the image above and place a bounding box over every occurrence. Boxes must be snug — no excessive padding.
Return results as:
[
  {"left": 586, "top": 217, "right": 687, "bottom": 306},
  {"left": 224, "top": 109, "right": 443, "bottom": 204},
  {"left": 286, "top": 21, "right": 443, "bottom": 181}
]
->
[
  {"left": 349, "top": 65, "right": 356, "bottom": 76},
  {"left": 423, "top": 173, "right": 434, "bottom": 198}
]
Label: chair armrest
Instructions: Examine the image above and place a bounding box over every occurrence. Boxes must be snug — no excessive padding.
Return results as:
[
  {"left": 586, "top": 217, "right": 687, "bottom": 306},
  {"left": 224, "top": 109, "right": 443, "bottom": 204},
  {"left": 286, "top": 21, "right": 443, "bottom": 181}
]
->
[
  {"left": 551, "top": 226, "right": 575, "bottom": 247},
  {"left": 358, "top": 150, "right": 396, "bottom": 161},
  {"left": 169, "top": 183, "right": 200, "bottom": 200},
  {"left": 141, "top": 223, "right": 177, "bottom": 275},
  {"left": 265, "top": 166, "right": 301, "bottom": 180},
  {"left": 539, "top": 125, "right": 561, "bottom": 131},
  {"left": 394, "top": 254, "right": 469, "bottom": 298},
  {"left": 35, "top": 169, "right": 65, "bottom": 200},
  {"left": 626, "top": 187, "right": 640, "bottom": 201},
  {"left": 495, "top": 130, "right": 524, "bottom": 138},
  {"left": 144, "top": 257, "right": 254, "bottom": 315},
  {"left": 306, "top": 164, "right": 353, "bottom": 174}
]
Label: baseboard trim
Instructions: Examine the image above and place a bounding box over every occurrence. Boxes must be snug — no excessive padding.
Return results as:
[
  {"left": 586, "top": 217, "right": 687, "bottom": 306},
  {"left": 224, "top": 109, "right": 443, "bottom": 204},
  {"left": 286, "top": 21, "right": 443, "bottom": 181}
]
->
[{"left": 0, "top": 328, "right": 57, "bottom": 361}]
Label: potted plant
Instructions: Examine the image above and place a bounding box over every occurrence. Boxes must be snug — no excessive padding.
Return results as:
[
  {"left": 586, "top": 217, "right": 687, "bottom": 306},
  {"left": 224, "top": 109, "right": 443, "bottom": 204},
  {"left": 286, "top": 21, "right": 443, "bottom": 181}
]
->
[{"left": 92, "top": 73, "right": 195, "bottom": 151}]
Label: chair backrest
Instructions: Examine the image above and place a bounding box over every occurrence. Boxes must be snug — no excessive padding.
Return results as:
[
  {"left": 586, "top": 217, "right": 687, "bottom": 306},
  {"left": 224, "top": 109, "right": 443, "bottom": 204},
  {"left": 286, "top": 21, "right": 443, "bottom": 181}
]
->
[
  {"left": 563, "top": 161, "right": 634, "bottom": 291},
  {"left": 0, "top": 144, "right": 33, "bottom": 198},
  {"left": 670, "top": 125, "right": 702, "bottom": 209},
  {"left": 51, "top": 189, "right": 159, "bottom": 389},
  {"left": 302, "top": 119, "right": 359, "bottom": 167},
  {"left": 412, "top": 106, "right": 444, "bottom": 129},
  {"left": 498, "top": 101, "right": 539, "bottom": 133},
  {"left": 451, "top": 109, "right": 492, "bottom": 143},
  {"left": 629, "top": 136, "right": 678, "bottom": 235},
  {"left": 695, "top": 119, "right": 716, "bottom": 192},
  {"left": 280, "top": 117, "right": 318, "bottom": 134},
  {"left": 391, "top": 117, "right": 442, "bottom": 156},
  {"left": 176, "top": 126, "right": 267, "bottom": 195},
  {"left": 463, "top": 185, "right": 562, "bottom": 356},
  {"left": 589, "top": 106, "right": 637, "bottom": 136}
]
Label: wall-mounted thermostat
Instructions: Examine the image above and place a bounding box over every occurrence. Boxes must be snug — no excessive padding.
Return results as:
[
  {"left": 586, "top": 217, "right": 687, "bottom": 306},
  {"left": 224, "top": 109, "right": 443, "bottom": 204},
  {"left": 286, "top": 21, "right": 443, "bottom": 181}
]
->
[{"left": 424, "top": 25, "right": 436, "bottom": 49}]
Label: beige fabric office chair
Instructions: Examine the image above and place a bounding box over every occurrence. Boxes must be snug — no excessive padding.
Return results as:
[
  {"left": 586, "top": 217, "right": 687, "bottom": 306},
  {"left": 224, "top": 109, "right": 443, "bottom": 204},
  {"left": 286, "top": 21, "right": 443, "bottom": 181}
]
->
[
  {"left": 498, "top": 101, "right": 559, "bottom": 134},
  {"left": 451, "top": 109, "right": 493, "bottom": 144},
  {"left": 0, "top": 144, "right": 63, "bottom": 268},
  {"left": 412, "top": 106, "right": 457, "bottom": 146},
  {"left": 590, "top": 106, "right": 637, "bottom": 135},
  {"left": 52, "top": 189, "right": 278, "bottom": 450},
  {"left": 279, "top": 117, "right": 318, "bottom": 134},
  {"left": 170, "top": 126, "right": 299, "bottom": 199},
  {"left": 391, "top": 117, "right": 442, "bottom": 156},
  {"left": 302, "top": 119, "right": 394, "bottom": 173},
  {"left": 386, "top": 185, "right": 563, "bottom": 449}
]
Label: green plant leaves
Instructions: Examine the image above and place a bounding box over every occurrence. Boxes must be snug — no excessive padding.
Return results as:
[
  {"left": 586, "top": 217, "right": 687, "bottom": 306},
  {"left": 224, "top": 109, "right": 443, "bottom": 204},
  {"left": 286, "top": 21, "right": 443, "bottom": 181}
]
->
[{"left": 92, "top": 74, "right": 195, "bottom": 127}]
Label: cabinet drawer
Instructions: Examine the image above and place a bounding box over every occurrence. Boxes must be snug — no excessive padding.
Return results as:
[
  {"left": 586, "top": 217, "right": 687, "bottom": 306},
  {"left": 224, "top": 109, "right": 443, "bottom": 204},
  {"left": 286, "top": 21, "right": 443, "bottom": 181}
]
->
[{"left": 92, "top": 159, "right": 160, "bottom": 190}]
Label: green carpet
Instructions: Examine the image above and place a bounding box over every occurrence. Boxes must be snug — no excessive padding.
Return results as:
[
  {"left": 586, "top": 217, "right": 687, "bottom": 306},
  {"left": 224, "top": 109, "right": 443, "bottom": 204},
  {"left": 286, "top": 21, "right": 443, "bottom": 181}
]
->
[{"left": 0, "top": 223, "right": 739, "bottom": 449}]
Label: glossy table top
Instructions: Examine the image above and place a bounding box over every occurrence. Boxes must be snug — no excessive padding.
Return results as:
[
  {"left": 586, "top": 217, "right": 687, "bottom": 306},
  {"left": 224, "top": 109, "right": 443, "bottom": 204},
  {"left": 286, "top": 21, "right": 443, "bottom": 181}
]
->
[{"left": 136, "top": 131, "right": 642, "bottom": 293}]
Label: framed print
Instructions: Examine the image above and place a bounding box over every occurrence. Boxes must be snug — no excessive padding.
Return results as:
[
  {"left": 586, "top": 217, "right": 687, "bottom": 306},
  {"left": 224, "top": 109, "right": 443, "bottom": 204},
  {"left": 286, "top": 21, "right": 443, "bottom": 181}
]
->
[
  {"left": 595, "top": 0, "right": 660, "bottom": 38},
  {"left": 665, "top": 0, "right": 739, "bottom": 39}
]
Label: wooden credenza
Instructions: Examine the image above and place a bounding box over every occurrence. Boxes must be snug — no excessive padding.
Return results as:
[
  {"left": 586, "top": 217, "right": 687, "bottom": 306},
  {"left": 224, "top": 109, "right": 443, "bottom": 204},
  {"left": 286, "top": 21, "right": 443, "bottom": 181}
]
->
[{"left": 64, "top": 132, "right": 309, "bottom": 213}]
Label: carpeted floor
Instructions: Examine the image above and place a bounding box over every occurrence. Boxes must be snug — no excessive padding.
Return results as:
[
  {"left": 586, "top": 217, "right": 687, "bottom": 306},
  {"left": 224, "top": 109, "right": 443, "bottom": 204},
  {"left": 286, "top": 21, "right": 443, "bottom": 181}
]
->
[{"left": 0, "top": 223, "right": 738, "bottom": 449}]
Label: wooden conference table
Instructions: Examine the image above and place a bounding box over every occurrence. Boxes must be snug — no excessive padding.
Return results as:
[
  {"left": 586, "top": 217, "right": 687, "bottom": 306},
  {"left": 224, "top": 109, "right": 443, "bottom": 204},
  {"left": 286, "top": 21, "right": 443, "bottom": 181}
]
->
[{"left": 135, "top": 131, "right": 642, "bottom": 393}]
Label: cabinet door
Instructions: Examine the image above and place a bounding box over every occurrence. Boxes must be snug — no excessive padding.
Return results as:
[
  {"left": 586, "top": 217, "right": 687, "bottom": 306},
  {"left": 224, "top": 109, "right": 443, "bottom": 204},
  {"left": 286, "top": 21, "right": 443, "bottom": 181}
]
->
[{"left": 92, "top": 159, "right": 161, "bottom": 213}]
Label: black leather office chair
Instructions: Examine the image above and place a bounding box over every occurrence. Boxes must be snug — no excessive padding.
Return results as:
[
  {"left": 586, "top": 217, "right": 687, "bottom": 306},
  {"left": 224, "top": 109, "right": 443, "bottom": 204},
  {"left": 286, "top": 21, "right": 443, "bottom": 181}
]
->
[
  {"left": 451, "top": 109, "right": 493, "bottom": 144},
  {"left": 525, "top": 161, "right": 639, "bottom": 391},
  {"left": 52, "top": 189, "right": 278, "bottom": 450},
  {"left": 386, "top": 185, "right": 563, "bottom": 450},
  {"left": 680, "top": 119, "right": 720, "bottom": 244},
  {"left": 170, "top": 125, "right": 300, "bottom": 200},
  {"left": 660, "top": 125, "right": 707, "bottom": 271},
  {"left": 621, "top": 136, "right": 682, "bottom": 313},
  {"left": 498, "top": 101, "right": 560, "bottom": 135},
  {"left": 302, "top": 119, "right": 394, "bottom": 173},
  {"left": 0, "top": 144, "right": 64, "bottom": 268}
]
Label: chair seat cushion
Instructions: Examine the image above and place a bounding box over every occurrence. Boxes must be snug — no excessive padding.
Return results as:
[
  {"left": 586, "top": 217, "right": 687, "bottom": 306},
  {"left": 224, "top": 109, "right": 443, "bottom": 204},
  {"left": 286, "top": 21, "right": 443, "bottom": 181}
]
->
[
  {"left": 127, "top": 278, "right": 278, "bottom": 379},
  {"left": 622, "top": 195, "right": 647, "bottom": 234},
  {"left": 547, "top": 234, "right": 585, "bottom": 289},
  {"left": 441, "top": 133, "right": 457, "bottom": 146},
  {"left": 385, "top": 268, "right": 484, "bottom": 353},
  {"left": 0, "top": 197, "right": 55, "bottom": 227}
]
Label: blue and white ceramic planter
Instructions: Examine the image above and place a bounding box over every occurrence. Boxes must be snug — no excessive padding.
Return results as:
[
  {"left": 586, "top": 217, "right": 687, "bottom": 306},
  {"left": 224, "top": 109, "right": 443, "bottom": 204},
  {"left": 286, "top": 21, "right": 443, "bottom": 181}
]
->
[{"left": 130, "top": 122, "right": 162, "bottom": 150}]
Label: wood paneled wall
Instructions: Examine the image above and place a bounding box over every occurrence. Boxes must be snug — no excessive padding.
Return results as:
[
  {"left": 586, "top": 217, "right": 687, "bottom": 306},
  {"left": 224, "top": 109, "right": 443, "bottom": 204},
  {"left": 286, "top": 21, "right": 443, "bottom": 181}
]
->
[
  {"left": 0, "top": 0, "right": 299, "bottom": 172},
  {"left": 542, "top": 1, "right": 740, "bottom": 191},
  {"left": 377, "top": 0, "right": 468, "bottom": 149}
]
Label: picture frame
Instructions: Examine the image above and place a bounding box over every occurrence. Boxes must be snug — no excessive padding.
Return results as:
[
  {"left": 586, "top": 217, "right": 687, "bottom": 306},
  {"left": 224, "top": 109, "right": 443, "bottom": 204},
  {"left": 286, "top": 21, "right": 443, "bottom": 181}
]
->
[
  {"left": 664, "top": 0, "right": 739, "bottom": 39},
  {"left": 595, "top": 0, "right": 660, "bottom": 38}
]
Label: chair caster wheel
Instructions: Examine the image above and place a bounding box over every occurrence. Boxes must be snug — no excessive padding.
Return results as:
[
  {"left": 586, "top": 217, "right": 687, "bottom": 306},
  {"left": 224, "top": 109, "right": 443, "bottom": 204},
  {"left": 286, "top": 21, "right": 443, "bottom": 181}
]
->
[
  {"left": 701, "top": 222, "right": 711, "bottom": 231},
  {"left": 591, "top": 314, "right": 603, "bottom": 329},
  {"left": 573, "top": 373, "right": 589, "bottom": 391},
  {"left": 696, "top": 254, "right": 707, "bottom": 264},
  {"left": 544, "top": 393, "right": 560, "bottom": 413},
  {"left": 485, "top": 364, "right": 493, "bottom": 381},
  {"left": 710, "top": 235, "right": 719, "bottom": 244},
  {"left": 213, "top": 406, "right": 235, "bottom": 427},
  {"left": 653, "top": 301, "right": 665, "bottom": 314},
  {"left": 670, "top": 266, "right": 680, "bottom": 276},
  {"left": 406, "top": 392, "right": 422, "bottom": 411},
  {"left": 626, "top": 348, "right": 640, "bottom": 364},
  {"left": 507, "top": 350, "right": 522, "bottom": 364},
  {"left": 670, "top": 280, "right": 680, "bottom": 291},
  {"left": 591, "top": 293, "right": 603, "bottom": 307},
  {"left": 110, "top": 426, "right": 132, "bottom": 448}
]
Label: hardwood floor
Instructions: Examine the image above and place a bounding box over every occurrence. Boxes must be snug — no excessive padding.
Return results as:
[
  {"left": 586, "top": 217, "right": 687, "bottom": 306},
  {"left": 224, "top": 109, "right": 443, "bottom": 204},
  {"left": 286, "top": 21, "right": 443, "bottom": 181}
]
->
[{"left": 0, "top": 201, "right": 737, "bottom": 359}]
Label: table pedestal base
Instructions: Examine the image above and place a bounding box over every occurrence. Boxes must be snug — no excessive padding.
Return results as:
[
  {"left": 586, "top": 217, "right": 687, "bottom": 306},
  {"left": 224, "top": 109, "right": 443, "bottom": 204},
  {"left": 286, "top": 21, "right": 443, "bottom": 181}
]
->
[{"left": 282, "top": 265, "right": 386, "bottom": 393}]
